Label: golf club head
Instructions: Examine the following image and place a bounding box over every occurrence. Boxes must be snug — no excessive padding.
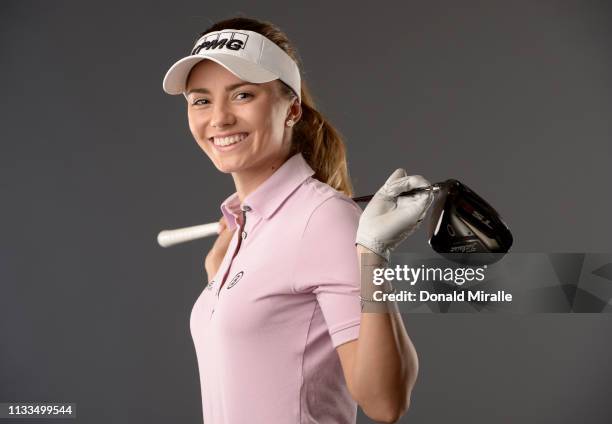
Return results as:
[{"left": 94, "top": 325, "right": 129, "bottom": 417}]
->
[{"left": 427, "top": 179, "right": 513, "bottom": 265}]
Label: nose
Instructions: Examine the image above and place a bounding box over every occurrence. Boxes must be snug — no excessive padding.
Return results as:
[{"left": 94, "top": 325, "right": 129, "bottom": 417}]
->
[{"left": 210, "top": 99, "right": 235, "bottom": 128}]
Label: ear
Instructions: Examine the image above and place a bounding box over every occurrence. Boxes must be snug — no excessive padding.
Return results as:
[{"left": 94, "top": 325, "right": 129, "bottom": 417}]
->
[{"left": 287, "top": 97, "right": 302, "bottom": 124}]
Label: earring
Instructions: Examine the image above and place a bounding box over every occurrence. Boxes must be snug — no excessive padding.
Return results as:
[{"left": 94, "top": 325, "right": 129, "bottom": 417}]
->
[{"left": 286, "top": 119, "right": 294, "bottom": 127}]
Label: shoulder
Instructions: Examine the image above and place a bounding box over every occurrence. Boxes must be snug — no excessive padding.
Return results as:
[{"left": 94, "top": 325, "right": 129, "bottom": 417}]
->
[
  {"left": 298, "top": 177, "right": 362, "bottom": 239},
  {"left": 292, "top": 178, "right": 362, "bottom": 291}
]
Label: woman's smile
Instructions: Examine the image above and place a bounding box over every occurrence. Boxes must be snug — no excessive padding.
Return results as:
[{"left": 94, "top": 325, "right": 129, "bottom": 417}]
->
[
  {"left": 185, "top": 59, "right": 297, "bottom": 176},
  {"left": 209, "top": 132, "right": 251, "bottom": 151}
]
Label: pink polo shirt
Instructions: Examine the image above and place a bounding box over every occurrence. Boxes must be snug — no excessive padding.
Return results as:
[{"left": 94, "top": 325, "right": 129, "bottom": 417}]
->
[{"left": 189, "top": 152, "right": 363, "bottom": 423}]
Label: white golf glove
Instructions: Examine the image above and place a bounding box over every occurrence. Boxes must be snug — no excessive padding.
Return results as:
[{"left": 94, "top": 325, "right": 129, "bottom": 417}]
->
[{"left": 356, "top": 169, "right": 435, "bottom": 262}]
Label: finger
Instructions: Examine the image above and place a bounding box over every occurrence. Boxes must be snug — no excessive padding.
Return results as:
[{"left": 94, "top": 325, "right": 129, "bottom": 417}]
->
[
  {"left": 397, "top": 190, "right": 433, "bottom": 210},
  {"left": 408, "top": 175, "right": 432, "bottom": 190},
  {"left": 384, "top": 168, "right": 407, "bottom": 184},
  {"left": 219, "top": 230, "right": 234, "bottom": 241},
  {"left": 381, "top": 175, "right": 432, "bottom": 198},
  {"left": 409, "top": 176, "right": 435, "bottom": 214},
  {"left": 417, "top": 193, "right": 434, "bottom": 222},
  {"left": 396, "top": 189, "right": 435, "bottom": 227},
  {"left": 217, "top": 217, "right": 227, "bottom": 233},
  {"left": 392, "top": 174, "right": 431, "bottom": 190}
]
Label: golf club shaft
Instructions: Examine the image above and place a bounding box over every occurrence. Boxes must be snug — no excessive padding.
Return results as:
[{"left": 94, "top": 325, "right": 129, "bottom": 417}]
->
[
  {"left": 351, "top": 184, "right": 439, "bottom": 203},
  {"left": 157, "top": 222, "right": 221, "bottom": 247},
  {"left": 157, "top": 185, "right": 440, "bottom": 247}
]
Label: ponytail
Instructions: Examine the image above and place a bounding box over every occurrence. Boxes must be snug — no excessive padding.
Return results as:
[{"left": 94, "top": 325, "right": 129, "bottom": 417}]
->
[{"left": 287, "top": 81, "right": 353, "bottom": 196}]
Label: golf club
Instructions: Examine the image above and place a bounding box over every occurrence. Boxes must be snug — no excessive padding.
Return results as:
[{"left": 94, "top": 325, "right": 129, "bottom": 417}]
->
[
  {"left": 157, "top": 179, "right": 513, "bottom": 265},
  {"left": 353, "top": 179, "right": 513, "bottom": 264}
]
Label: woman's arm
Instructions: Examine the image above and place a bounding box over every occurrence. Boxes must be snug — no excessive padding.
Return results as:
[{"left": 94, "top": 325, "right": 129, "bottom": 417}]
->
[
  {"left": 337, "top": 168, "right": 433, "bottom": 422},
  {"left": 337, "top": 245, "right": 418, "bottom": 423}
]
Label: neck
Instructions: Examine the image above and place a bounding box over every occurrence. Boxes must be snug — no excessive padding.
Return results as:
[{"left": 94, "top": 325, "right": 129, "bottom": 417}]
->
[{"left": 232, "top": 151, "right": 293, "bottom": 203}]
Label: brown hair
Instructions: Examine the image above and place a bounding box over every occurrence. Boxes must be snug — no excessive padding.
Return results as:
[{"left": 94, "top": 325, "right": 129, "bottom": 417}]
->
[{"left": 201, "top": 16, "right": 354, "bottom": 197}]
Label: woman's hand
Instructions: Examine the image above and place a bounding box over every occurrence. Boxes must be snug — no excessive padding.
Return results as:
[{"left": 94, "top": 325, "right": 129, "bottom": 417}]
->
[
  {"left": 204, "top": 216, "right": 235, "bottom": 279},
  {"left": 356, "top": 168, "right": 435, "bottom": 262}
]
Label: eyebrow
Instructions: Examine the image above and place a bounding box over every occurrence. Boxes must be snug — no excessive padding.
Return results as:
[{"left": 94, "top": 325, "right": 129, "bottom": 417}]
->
[{"left": 186, "top": 82, "right": 256, "bottom": 96}]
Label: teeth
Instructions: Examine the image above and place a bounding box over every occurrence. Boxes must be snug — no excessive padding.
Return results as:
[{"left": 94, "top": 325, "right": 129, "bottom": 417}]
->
[{"left": 213, "top": 133, "right": 248, "bottom": 146}]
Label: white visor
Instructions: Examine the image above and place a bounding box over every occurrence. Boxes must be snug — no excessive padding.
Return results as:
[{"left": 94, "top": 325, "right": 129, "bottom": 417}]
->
[{"left": 162, "top": 29, "right": 301, "bottom": 102}]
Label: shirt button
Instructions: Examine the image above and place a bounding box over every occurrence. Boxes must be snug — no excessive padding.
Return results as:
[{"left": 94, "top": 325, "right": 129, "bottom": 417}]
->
[
  {"left": 241, "top": 230, "right": 248, "bottom": 239},
  {"left": 241, "top": 204, "right": 252, "bottom": 212}
]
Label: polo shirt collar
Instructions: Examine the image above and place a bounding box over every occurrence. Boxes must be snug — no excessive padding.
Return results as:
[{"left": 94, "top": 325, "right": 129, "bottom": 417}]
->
[{"left": 220, "top": 152, "right": 315, "bottom": 230}]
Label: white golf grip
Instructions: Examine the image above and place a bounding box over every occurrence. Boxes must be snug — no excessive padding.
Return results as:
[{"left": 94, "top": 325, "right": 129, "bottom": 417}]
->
[{"left": 157, "top": 222, "right": 220, "bottom": 247}]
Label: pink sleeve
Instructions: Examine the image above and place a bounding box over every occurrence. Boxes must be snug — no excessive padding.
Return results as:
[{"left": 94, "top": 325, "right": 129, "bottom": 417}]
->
[{"left": 293, "top": 196, "right": 362, "bottom": 348}]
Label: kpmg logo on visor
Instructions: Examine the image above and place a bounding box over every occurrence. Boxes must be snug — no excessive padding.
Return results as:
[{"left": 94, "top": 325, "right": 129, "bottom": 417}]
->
[{"left": 192, "top": 31, "right": 249, "bottom": 54}]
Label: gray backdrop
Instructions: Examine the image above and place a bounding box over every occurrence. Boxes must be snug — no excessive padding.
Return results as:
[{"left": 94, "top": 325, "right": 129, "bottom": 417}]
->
[{"left": 2, "top": 0, "right": 611, "bottom": 423}]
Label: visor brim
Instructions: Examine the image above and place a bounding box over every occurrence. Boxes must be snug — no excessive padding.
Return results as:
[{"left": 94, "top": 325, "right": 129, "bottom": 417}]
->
[{"left": 162, "top": 53, "right": 279, "bottom": 95}]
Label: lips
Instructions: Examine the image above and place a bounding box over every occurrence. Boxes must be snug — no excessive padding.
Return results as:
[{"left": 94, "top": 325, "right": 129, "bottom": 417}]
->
[
  {"left": 208, "top": 132, "right": 250, "bottom": 151},
  {"left": 208, "top": 132, "right": 249, "bottom": 143}
]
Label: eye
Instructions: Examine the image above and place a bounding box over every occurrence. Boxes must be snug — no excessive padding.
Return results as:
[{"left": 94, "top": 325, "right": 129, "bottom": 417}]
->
[
  {"left": 235, "top": 92, "right": 253, "bottom": 100},
  {"left": 192, "top": 98, "right": 210, "bottom": 106}
]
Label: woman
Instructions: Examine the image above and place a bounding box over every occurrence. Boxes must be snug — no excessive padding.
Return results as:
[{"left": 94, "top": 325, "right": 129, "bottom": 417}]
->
[{"left": 162, "top": 16, "right": 434, "bottom": 424}]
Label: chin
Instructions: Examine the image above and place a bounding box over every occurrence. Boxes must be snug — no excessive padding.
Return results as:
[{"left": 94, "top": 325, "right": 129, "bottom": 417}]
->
[
  {"left": 215, "top": 164, "right": 238, "bottom": 174},
  {"left": 211, "top": 157, "right": 246, "bottom": 174}
]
